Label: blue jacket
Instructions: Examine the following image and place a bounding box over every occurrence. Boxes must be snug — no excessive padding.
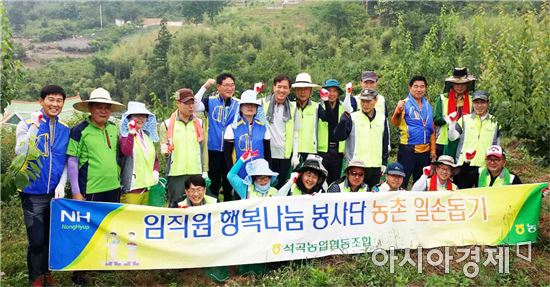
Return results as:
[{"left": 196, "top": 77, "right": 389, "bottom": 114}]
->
[
  {"left": 206, "top": 95, "right": 239, "bottom": 151},
  {"left": 232, "top": 118, "right": 267, "bottom": 178},
  {"left": 402, "top": 94, "right": 434, "bottom": 145},
  {"left": 20, "top": 113, "right": 70, "bottom": 195}
]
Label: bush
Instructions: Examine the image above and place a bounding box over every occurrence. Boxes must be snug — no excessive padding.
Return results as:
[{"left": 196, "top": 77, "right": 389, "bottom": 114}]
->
[{"left": 1, "top": 126, "right": 17, "bottom": 200}]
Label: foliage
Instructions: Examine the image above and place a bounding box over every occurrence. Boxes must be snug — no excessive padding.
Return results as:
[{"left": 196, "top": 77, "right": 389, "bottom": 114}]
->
[
  {"left": 147, "top": 18, "right": 173, "bottom": 105},
  {"left": 1, "top": 131, "right": 43, "bottom": 200},
  {"left": 1, "top": 2, "right": 25, "bottom": 113},
  {"left": 181, "top": 0, "right": 228, "bottom": 24}
]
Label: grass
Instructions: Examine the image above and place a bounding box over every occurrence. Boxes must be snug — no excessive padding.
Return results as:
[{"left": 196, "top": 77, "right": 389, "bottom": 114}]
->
[{"left": 1, "top": 139, "right": 549, "bottom": 286}]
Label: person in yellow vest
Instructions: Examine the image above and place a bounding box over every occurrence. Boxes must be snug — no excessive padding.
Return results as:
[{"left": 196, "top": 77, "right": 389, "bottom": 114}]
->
[
  {"left": 278, "top": 155, "right": 328, "bottom": 196},
  {"left": 160, "top": 88, "right": 208, "bottom": 208},
  {"left": 290, "top": 72, "right": 323, "bottom": 168},
  {"left": 119, "top": 101, "right": 160, "bottom": 205},
  {"left": 318, "top": 79, "right": 358, "bottom": 184},
  {"left": 372, "top": 162, "right": 407, "bottom": 192},
  {"left": 261, "top": 74, "right": 296, "bottom": 189},
  {"left": 327, "top": 159, "right": 369, "bottom": 193},
  {"left": 411, "top": 155, "right": 459, "bottom": 191},
  {"left": 433, "top": 67, "right": 475, "bottom": 158},
  {"left": 454, "top": 145, "right": 522, "bottom": 188},
  {"left": 334, "top": 88, "right": 389, "bottom": 189},
  {"left": 448, "top": 90, "right": 500, "bottom": 189}
]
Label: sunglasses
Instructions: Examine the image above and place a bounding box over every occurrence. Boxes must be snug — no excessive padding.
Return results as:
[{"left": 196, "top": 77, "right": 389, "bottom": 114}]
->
[{"left": 349, "top": 171, "right": 365, "bottom": 177}]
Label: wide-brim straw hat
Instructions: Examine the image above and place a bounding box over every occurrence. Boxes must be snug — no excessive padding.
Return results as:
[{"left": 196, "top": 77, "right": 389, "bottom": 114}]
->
[
  {"left": 73, "top": 87, "right": 125, "bottom": 113},
  {"left": 291, "top": 72, "right": 320, "bottom": 88}
]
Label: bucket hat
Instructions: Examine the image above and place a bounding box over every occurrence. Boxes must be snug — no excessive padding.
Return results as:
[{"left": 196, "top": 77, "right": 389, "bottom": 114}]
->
[
  {"left": 322, "top": 79, "right": 344, "bottom": 95},
  {"left": 291, "top": 73, "right": 320, "bottom": 88},
  {"left": 239, "top": 90, "right": 261, "bottom": 105},
  {"left": 73, "top": 87, "right": 125, "bottom": 113},
  {"left": 244, "top": 158, "right": 279, "bottom": 185},
  {"left": 119, "top": 101, "right": 159, "bottom": 142}
]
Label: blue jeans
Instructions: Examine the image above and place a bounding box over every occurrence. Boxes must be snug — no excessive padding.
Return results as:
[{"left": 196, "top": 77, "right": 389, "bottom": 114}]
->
[{"left": 21, "top": 193, "right": 54, "bottom": 282}]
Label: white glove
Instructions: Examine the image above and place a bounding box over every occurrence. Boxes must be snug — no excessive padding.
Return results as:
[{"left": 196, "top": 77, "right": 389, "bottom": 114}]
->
[
  {"left": 291, "top": 154, "right": 300, "bottom": 168},
  {"left": 444, "top": 111, "right": 459, "bottom": 125},
  {"left": 152, "top": 170, "right": 159, "bottom": 184},
  {"left": 343, "top": 82, "right": 354, "bottom": 113},
  {"left": 380, "top": 165, "right": 386, "bottom": 175},
  {"left": 128, "top": 120, "right": 137, "bottom": 135},
  {"left": 54, "top": 166, "right": 68, "bottom": 198},
  {"left": 320, "top": 88, "right": 329, "bottom": 102},
  {"left": 202, "top": 172, "right": 208, "bottom": 179},
  {"left": 254, "top": 82, "right": 265, "bottom": 94},
  {"left": 30, "top": 111, "right": 43, "bottom": 127},
  {"left": 448, "top": 122, "right": 460, "bottom": 141}
]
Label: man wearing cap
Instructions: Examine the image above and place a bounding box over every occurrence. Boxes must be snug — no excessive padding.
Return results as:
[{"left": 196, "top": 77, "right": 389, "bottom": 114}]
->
[
  {"left": 261, "top": 74, "right": 296, "bottom": 189},
  {"left": 290, "top": 72, "right": 325, "bottom": 167},
  {"left": 327, "top": 159, "right": 369, "bottom": 193},
  {"left": 411, "top": 155, "right": 458, "bottom": 191},
  {"left": 119, "top": 101, "right": 160, "bottom": 205},
  {"left": 223, "top": 90, "right": 271, "bottom": 194},
  {"left": 193, "top": 73, "right": 239, "bottom": 202},
  {"left": 318, "top": 79, "right": 358, "bottom": 184},
  {"left": 68, "top": 87, "right": 125, "bottom": 203},
  {"left": 160, "top": 88, "right": 208, "bottom": 208},
  {"left": 334, "top": 88, "right": 389, "bottom": 189},
  {"left": 454, "top": 145, "right": 522, "bottom": 188},
  {"left": 15, "top": 85, "right": 70, "bottom": 286},
  {"left": 372, "top": 162, "right": 407, "bottom": 192},
  {"left": 433, "top": 67, "right": 475, "bottom": 158},
  {"left": 392, "top": 75, "right": 437, "bottom": 188},
  {"left": 449, "top": 90, "right": 500, "bottom": 188}
]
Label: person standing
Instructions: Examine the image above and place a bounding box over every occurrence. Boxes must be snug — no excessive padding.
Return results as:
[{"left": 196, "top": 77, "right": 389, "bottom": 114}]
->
[
  {"left": 194, "top": 73, "right": 239, "bottom": 201},
  {"left": 449, "top": 90, "right": 500, "bottom": 189},
  {"left": 15, "top": 85, "right": 69, "bottom": 286},
  {"left": 262, "top": 74, "right": 296, "bottom": 189},
  {"left": 392, "top": 76, "right": 437, "bottom": 188},
  {"left": 160, "top": 88, "right": 208, "bottom": 207},
  {"left": 223, "top": 90, "right": 271, "bottom": 184},
  {"left": 68, "top": 87, "right": 125, "bottom": 202},
  {"left": 334, "top": 89, "right": 389, "bottom": 189},
  {"left": 290, "top": 72, "right": 322, "bottom": 167},
  {"left": 119, "top": 101, "right": 160, "bottom": 205},
  {"left": 433, "top": 67, "right": 475, "bottom": 158},
  {"left": 318, "top": 79, "right": 354, "bottom": 184}
]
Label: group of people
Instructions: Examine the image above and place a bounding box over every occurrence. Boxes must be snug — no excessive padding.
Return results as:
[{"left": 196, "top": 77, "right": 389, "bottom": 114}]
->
[{"left": 16, "top": 67, "right": 530, "bottom": 286}]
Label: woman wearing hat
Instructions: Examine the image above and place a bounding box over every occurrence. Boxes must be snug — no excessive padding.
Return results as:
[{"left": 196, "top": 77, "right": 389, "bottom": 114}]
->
[
  {"left": 411, "top": 155, "right": 458, "bottom": 191},
  {"left": 223, "top": 90, "right": 271, "bottom": 199},
  {"left": 119, "top": 101, "right": 160, "bottom": 205},
  {"left": 278, "top": 155, "right": 328, "bottom": 196},
  {"left": 68, "top": 87, "right": 126, "bottom": 203},
  {"left": 433, "top": 67, "right": 475, "bottom": 158},
  {"left": 227, "top": 150, "right": 279, "bottom": 199},
  {"left": 327, "top": 159, "right": 368, "bottom": 193}
]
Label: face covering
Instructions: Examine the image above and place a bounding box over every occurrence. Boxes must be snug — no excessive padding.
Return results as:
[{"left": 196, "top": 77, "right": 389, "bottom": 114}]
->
[{"left": 254, "top": 182, "right": 271, "bottom": 195}]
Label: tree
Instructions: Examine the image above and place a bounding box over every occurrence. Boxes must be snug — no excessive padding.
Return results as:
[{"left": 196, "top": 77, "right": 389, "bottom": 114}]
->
[
  {"left": 1, "top": 2, "right": 24, "bottom": 112},
  {"left": 181, "top": 1, "right": 228, "bottom": 24},
  {"left": 147, "top": 18, "right": 172, "bottom": 105}
]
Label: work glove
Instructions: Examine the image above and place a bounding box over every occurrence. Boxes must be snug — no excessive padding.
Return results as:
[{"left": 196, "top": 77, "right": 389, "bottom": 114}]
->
[
  {"left": 160, "top": 142, "right": 174, "bottom": 156},
  {"left": 444, "top": 111, "right": 459, "bottom": 125},
  {"left": 202, "top": 171, "right": 208, "bottom": 179},
  {"left": 320, "top": 88, "right": 330, "bottom": 102},
  {"left": 254, "top": 82, "right": 265, "bottom": 94},
  {"left": 240, "top": 149, "right": 259, "bottom": 162},
  {"left": 30, "top": 111, "right": 43, "bottom": 127},
  {"left": 542, "top": 187, "right": 549, "bottom": 197},
  {"left": 380, "top": 165, "right": 386, "bottom": 176},
  {"left": 465, "top": 150, "right": 477, "bottom": 163},
  {"left": 291, "top": 153, "right": 300, "bottom": 168},
  {"left": 54, "top": 185, "right": 65, "bottom": 199},
  {"left": 423, "top": 165, "right": 432, "bottom": 177},
  {"left": 289, "top": 172, "right": 300, "bottom": 184},
  {"left": 152, "top": 170, "right": 159, "bottom": 184},
  {"left": 128, "top": 120, "right": 137, "bottom": 135},
  {"left": 343, "top": 82, "right": 354, "bottom": 114}
]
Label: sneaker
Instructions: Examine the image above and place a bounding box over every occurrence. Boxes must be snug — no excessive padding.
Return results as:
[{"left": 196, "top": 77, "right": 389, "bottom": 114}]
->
[{"left": 31, "top": 276, "right": 44, "bottom": 287}]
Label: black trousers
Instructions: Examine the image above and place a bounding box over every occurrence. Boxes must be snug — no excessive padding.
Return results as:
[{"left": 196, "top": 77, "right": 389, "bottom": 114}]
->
[
  {"left": 208, "top": 150, "right": 233, "bottom": 201},
  {"left": 319, "top": 148, "right": 344, "bottom": 185},
  {"left": 398, "top": 144, "right": 431, "bottom": 189},
  {"left": 364, "top": 167, "right": 382, "bottom": 190},
  {"left": 271, "top": 158, "right": 291, "bottom": 189},
  {"left": 21, "top": 193, "right": 54, "bottom": 282},
  {"left": 85, "top": 188, "right": 121, "bottom": 203}
]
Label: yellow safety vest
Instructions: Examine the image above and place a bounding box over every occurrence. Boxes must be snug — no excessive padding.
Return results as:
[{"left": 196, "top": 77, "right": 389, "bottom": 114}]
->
[
  {"left": 169, "top": 119, "right": 203, "bottom": 176},
  {"left": 457, "top": 114, "right": 498, "bottom": 166},
  {"left": 131, "top": 133, "right": 156, "bottom": 190},
  {"left": 350, "top": 111, "right": 385, "bottom": 167}
]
